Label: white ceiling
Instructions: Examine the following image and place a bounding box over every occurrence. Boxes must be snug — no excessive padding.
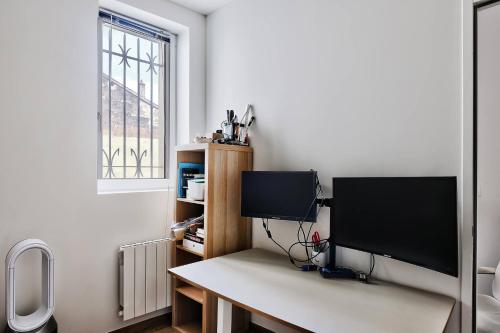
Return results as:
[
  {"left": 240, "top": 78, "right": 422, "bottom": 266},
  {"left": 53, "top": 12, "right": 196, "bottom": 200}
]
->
[{"left": 169, "top": 0, "right": 234, "bottom": 15}]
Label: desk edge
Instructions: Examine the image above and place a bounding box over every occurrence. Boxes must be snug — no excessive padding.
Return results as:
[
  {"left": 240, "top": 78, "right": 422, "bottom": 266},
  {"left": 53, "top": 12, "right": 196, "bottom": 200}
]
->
[{"left": 168, "top": 271, "right": 311, "bottom": 333}]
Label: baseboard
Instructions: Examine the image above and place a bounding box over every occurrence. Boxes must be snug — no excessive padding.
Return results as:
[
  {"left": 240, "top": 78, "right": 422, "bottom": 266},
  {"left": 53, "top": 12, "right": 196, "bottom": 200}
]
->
[{"left": 110, "top": 312, "right": 172, "bottom": 333}]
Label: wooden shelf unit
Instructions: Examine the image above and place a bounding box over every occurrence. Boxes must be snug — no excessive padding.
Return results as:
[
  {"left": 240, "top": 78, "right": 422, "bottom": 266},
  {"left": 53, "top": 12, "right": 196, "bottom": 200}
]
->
[
  {"left": 176, "top": 244, "right": 204, "bottom": 257},
  {"left": 173, "top": 322, "right": 202, "bottom": 333},
  {"left": 177, "top": 198, "right": 206, "bottom": 205},
  {"left": 172, "top": 143, "right": 253, "bottom": 333},
  {"left": 176, "top": 285, "right": 204, "bottom": 304}
]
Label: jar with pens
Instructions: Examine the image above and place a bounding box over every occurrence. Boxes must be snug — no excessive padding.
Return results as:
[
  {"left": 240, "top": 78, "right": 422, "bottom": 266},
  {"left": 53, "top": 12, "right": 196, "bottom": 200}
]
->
[{"left": 218, "top": 104, "right": 255, "bottom": 145}]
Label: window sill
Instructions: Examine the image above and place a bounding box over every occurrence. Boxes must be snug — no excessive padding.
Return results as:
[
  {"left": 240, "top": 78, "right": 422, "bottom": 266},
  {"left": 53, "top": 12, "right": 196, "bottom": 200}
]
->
[{"left": 97, "top": 179, "right": 170, "bottom": 195}]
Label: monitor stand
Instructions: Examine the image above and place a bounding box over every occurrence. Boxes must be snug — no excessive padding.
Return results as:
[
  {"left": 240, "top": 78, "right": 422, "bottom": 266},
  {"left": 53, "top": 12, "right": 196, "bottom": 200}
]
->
[{"left": 319, "top": 245, "right": 356, "bottom": 279}]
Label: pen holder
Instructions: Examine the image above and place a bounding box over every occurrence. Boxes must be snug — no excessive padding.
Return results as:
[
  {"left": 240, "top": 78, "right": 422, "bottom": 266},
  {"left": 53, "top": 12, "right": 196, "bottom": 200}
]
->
[
  {"left": 312, "top": 250, "right": 327, "bottom": 268},
  {"left": 222, "top": 122, "right": 234, "bottom": 140}
]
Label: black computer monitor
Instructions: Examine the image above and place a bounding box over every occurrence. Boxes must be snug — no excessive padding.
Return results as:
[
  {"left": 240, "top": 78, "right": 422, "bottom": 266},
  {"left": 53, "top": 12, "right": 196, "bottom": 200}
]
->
[
  {"left": 331, "top": 177, "right": 458, "bottom": 276},
  {"left": 241, "top": 171, "right": 317, "bottom": 222}
]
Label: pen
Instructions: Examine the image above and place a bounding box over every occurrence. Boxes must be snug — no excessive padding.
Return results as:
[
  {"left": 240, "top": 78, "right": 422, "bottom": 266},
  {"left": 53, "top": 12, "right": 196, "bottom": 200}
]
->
[{"left": 247, "top": 116, "right": 255, "bottom": 127}]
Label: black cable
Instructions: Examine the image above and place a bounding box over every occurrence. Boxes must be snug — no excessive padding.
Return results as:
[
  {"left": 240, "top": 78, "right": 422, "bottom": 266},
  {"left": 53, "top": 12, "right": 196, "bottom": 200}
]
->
[
  {"left": 294, "top": 172, "right": 327, "bottom": 262},
  {"left": 263, "top": 218, "right": 302, "bottom": 268},
  {"left": 296, "top": 176, "right": 320, "bottom": 245},
  {"left": 263, "top": 171, "right": 333, "bottom": 269},
  {"left": 287, "top": 240, "right": 330, "bottom": 262},
  {"left": 368, "top": 254, "right": 375, "bottom": 278},
  {"left": 264, "top": 217, "right": 329, "bottom": 266},
  {"left": 297, "top": 179, "right": 320, "bottom": 255}
]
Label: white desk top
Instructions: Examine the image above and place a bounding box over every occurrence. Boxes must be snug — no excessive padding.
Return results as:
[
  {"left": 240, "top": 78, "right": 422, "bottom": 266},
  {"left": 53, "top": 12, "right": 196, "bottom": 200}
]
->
[{"left": 169, "top": 248, "right": 455, "bottom": 333}]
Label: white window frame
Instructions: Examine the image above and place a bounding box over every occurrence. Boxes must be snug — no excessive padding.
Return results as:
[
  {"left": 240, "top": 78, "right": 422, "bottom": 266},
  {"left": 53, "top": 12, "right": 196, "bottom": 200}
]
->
[{"left": 97, "top": 9, "right": 176, "bottom": 194}]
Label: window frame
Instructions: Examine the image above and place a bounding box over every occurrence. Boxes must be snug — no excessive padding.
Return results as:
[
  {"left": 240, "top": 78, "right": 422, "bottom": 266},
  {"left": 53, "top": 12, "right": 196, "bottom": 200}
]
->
[{"left": 97, "top": 9, "right": 176, "bottom": 194}]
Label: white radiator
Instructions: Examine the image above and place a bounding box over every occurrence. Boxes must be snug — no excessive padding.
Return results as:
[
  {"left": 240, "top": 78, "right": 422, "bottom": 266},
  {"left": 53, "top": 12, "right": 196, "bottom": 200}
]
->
[{"left": 119, "top": 238, "right": 173, "bottom": 320}]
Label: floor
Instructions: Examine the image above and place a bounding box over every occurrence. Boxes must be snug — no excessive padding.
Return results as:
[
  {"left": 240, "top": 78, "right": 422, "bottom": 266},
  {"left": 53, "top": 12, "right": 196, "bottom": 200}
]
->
[
  {"left": 139, "top": 327, "right": 174, "bottom": 333},
  {"left": 111, "top": 314, "right": 271, "bottom": 333}
]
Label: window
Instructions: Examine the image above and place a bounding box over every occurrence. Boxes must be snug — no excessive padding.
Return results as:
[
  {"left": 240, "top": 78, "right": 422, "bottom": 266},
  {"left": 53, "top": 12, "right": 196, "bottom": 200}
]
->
[{"left": 98, "top": 10, "right": 171, "bottom": 180}]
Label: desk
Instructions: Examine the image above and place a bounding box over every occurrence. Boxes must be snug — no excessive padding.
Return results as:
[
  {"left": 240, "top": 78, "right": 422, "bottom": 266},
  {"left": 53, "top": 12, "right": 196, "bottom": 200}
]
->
[{"left": 168, "top": 248, "right": 455, "bottom": 333}]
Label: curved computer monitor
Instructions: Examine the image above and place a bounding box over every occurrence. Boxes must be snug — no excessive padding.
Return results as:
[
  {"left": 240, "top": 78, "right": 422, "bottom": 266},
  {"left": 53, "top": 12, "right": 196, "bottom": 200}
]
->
[{"left": 331, "top": 177, "right": 458, "bottom": 276}]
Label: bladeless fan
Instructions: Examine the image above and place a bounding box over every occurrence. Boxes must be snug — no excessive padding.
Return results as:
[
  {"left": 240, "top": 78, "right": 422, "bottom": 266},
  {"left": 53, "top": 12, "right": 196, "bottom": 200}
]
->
[{"left": 4, "top": 239, "right": 57, "bottom": 333}]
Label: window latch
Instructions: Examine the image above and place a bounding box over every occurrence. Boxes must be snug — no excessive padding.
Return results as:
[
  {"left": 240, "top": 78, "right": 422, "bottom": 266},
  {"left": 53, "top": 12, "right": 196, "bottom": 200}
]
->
[{"left": 97, "top": 112, "right": 102, "bottom": 132}]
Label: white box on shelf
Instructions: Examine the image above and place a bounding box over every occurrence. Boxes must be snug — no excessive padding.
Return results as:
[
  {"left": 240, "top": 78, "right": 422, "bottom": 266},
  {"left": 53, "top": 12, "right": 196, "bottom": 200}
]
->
[
  {"left": 187, "top": 179, "right": 205, "bottom": 201},
  {"left": 182, "top": 238, "right": 204, "bottom": 255}
]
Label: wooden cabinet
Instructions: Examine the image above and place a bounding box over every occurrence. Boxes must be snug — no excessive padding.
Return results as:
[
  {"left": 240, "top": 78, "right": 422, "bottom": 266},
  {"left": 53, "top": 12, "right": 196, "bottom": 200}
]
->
[{"left": 172, "top": 143, "right": 253, "bottom": 333}]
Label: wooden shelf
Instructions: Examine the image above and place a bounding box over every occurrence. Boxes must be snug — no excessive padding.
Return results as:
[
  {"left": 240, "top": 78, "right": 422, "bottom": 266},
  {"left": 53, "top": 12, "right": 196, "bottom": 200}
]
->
[
  {"left": 176, "top": 244, "right": 204, "bottom": 257},
  {"left": 173, "top": 143, "right": 253, "bottom": 333},
  {"left": 176, "top": 286, "right": 203, "bottom": 304},
  {"left": 175, "top": 143, "right": 208, "bottom": 152},
  {"left": 173, "top": 322, "right": 202, "bottom": 333},
  {"left": 175, "top": 142, "right": 253, "bottom": 153},
  {"left": 177, "top": 198, "right": 206, "bottom": 205}
]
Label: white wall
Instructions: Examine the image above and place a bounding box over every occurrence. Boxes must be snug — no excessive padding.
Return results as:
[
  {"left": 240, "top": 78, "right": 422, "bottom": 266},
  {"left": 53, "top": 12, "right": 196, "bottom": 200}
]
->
[
  {"left": 206, "top": 0, "right": 462, "bottom": 331},
  {"left": 0, "top": 0, "right": 205, "bottom": 332},
  {"left": 476, "top": 2, "right": 500, "bottom": 296}
]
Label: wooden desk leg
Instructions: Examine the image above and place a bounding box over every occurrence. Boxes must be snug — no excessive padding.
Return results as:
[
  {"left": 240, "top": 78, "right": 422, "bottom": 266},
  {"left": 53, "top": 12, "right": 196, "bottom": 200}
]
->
[{"left": 217, "top": 298, "right": 232, "bottom": 333}]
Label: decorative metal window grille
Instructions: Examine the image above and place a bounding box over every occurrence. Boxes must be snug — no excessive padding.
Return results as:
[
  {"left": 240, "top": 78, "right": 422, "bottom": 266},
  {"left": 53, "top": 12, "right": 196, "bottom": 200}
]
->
[{"left": 98, "top": 10, "right": 171, "bottom": 179}]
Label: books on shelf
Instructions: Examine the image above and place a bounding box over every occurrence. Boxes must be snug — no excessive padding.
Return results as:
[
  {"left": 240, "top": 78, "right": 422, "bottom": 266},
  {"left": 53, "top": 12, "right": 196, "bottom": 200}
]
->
[
  {"left": 177, "top": 163, "right": 205, "bottom": 198},
  {"left": 184, "top": 232, "right": 203, "bottom": 243},
  {"left": 196, "top": 228, "right": 205, "bottom": 239}
]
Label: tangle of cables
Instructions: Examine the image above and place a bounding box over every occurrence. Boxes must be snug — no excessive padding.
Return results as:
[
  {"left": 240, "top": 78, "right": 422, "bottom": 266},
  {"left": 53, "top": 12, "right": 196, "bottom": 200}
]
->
[
  {"left": 262, "top": 172, "right": 329, "bottom": 268},
  {"left": 262, "top": 172, "right": 377, "bottom": 277}
]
